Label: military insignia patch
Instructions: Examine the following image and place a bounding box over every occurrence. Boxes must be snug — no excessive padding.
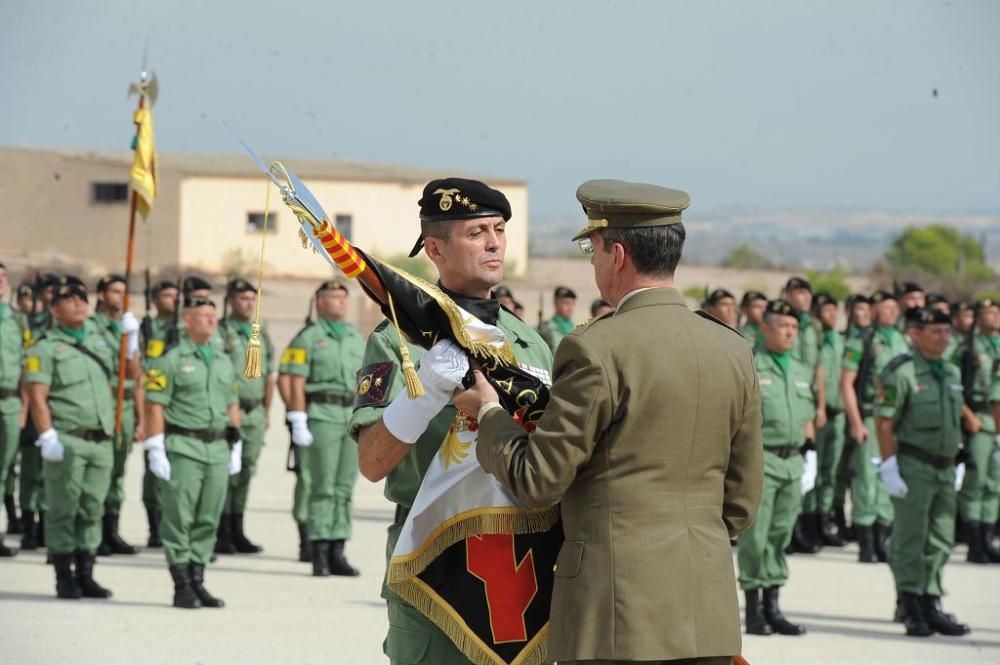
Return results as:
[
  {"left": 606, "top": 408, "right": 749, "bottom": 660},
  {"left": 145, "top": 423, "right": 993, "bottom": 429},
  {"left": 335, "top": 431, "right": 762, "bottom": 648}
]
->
[
  {"left": 282, "top": 347, "right": 307, "bottom": 365},
  {"left": 146, "top": 339, "right": 165, "bottom": 358},
  {"left": 25, "top": 356, "right": 41, "bottom": 373},
  {"left": 354, "top": 362, "right": 396, "bottom": 408},
  {"left": 878, "top": 385, "right": 896, "bottom": 405},
  {"left": 145, "top": 368, "right": 168, "bottom": 392}
]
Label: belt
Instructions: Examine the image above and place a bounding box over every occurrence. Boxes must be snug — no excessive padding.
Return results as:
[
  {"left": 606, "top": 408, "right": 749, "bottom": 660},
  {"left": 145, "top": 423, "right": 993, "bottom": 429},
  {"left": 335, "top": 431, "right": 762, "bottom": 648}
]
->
[
  {"left": 861, "top": 407, "right": 874, "bottom": 418},
  {"left": 968, "top": 401, "right": 989, "bottom": 413},
  {"left": 165, "top": 424, "right": 226, "bottom": 443},
  {"left": 898, "top": 442, "right": 954, "bottom": 470},
  {"left": 766, "top": 445, "right": 803, "bottom": 459},
  {"left": 239, "top": 398, "right": 263, "bottom": 412},
  {"left": 825, "top": 405, "right": 843, "bottom": 418},
  {"left": 64, "top": 428, "right": 110, "bottom": 442},
  {"left": 306, "top": 393, "right": 354, "bottom": 407},
  {"left": 0, "top": 387, "right": 18, "bottom": 399}
]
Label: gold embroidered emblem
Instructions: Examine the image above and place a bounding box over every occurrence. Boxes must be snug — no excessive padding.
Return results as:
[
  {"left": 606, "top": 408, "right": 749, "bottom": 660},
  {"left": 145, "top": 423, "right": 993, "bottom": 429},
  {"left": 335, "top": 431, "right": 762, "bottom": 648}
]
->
[
  {"left": 434, "top": 188, "right": 460, "bottom": 211},
  {"left": 357, "top": 375, "right": 372, "bottom": 395},
  {"left": 441, "top": 415, "right": 475, "bottom": 470}
]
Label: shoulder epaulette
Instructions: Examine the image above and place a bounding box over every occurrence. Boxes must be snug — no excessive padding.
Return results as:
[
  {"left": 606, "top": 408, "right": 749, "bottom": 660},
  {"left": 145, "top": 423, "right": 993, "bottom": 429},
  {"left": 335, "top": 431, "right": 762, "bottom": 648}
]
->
[
  {"left": 372, "top": 319, "right": 392, "bottom": 335},
  {"left": 883, "top": 353, "right": 913, "bottom": 375},
  {"left": 696, "top": 309, "right": 741, "bottom": 335},
  {"left": 574, "top": 311, "right": 613, "bottom": 333}
]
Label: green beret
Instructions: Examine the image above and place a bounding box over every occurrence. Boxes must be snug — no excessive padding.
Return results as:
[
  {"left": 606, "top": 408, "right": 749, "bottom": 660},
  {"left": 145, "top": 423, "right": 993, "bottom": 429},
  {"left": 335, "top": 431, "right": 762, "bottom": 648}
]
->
[{"left": 572, "top": 179, "right": 690, "bottom": 241}]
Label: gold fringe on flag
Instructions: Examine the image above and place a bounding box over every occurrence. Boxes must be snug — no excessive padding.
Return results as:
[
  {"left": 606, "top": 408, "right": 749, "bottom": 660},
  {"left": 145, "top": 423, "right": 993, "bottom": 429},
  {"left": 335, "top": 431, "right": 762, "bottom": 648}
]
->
[
  {"left": 386, "top": 290, "right": 424, "bottom": 398},
  {"left": 243, "top": 180, "right": 271, "bottom": 379}
]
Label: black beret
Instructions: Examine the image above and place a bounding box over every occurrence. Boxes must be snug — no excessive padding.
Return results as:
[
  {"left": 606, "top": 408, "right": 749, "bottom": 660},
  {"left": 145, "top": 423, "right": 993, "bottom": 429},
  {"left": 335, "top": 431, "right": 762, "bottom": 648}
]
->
[
  {"left": 182, "top": 275, "right": 212, "bottom": 294},
  {"left": 906, "top": 307, "right": 950, "bottom": 327},
  {"left": 409, "top": 178, "right": 512, "bottom": 257},
  {"left": 784, "top": 277, "right": 812, "bottom": 293},
  {"left": 52, "top": 275, "right": 88, "bottom": 303},
  {"left": 554, "top": 286, "right": 577, "bottom": 300},
  {"left": 813, "top": 292, "right": 838, "bottom": 308},
  {"left": 151, "top": 280, "right": 179, "bottom": 296},
  {"left": 38, "top": 273, "right": 60, "bottom": 289},
  {"left": 896, "top": 281, "right": 924, "bottom": 297},
  {"left": 227, "top": 278, "right": 257, "bottom": 295},
  {"left": 953, "top": 301, "right": 974, "bottom": 314},
  {"left": 870, "top": 290, "right": 897, "bottom": 304},
  {"left": 492, "top": 285, "right": 513, "bottom": 299},
  {"left": 849, "top": 293, "right": 872, "bottom": 306},
  {"left": 706, "top": 288, "right": 734, "bottom": 305},
  {"left": 925, "top": 292, "right": 949, "bottom": 307},
  {"left": 183, "top": 294, "right": 216, "bottom": 309},
  {"left": 16, "top": 283, "right": 33, "bottom": 298},
  {"left": 766, "top": 299, "right": 797, "bottom": 318},
  {"left": 316, "top": 279, "right": 348, "bottom": 294},
  {"left": 96, "top": 273, "right": 126, "bottom": 292},
  {"left": 975, "top": 298, "right": 998, "bottom": 314},
  {"left": 740, "top": 290, "right": 767, "bottom": 307}
]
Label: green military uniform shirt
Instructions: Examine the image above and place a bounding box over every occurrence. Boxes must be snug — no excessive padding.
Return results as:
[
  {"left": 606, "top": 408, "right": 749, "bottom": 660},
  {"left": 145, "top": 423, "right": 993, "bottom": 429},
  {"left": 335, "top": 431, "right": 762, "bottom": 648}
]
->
[
  {"left": 792, "top": 312, "right": 820, "bottom": 375},
  {"left": 25, "top": 323, "right": 115, "bottom": 434},
  {"left": 820, "top": 329, "right": 845, "bottom": 412},
  {"left": 144, "top": 336, "right": 238, "bottom": 462},
  {"left": 951, "top": 333, "right": 1000, "bottom": 433},
  {"left": 142, "top": 315, "right": 175, "bottom": 360},
  {"left": 755, "top": 349, "right": 815, "bottom": 479},
  {"left": 538, "top": 314, "right": 574, "bottom": 353},
  {"left": 740, "top": 322, "right": 762, "bottom": 351},
  {"left": 91, "top": 311, "right": 135, "bottom": 397},
  {"left": 220, "top": 318, "right": 275, "bottom": 427},
  {"left": 842, "top": 326, "right": 911, "bottom": 408},
  {"left": 279, "top": 319, "right": 365, "bottom": 425},
  {"left": 0, "top": 305, "right": 23, "bottom": 416}
]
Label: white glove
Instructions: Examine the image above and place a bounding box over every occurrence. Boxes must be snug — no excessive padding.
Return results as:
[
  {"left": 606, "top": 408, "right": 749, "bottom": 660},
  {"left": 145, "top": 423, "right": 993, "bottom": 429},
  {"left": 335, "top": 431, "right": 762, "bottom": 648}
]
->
[
  {"left": 229, "top": 440, "right": 243, "bottom": 475},
  {"left": 955, "top": 462, "right": 966, "bottom": 491},
  {"left": 383, "top": 340, "right": 469, "bottom": 444},
  {"left": 800, "top": 449, "right": 818, "bottom": 494},
  {"left": 143, "top": 433, "right": 171, "bottom": 481},
  {"left": 287, "top": 411, "right": 313, "bottom": 447},
  {"left": 36, "top": 428, "right": 65, "bottom": 462},
  {"left": 878, "top": 455, "right": 908, "bottom": 498},
  {"left": 120, "top": 311, "right": 140, "bottom": 358}
]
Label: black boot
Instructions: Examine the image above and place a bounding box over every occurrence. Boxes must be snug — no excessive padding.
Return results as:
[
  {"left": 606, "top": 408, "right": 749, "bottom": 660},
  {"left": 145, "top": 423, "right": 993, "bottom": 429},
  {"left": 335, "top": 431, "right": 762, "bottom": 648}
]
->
[
  {"left": 835, "top": 506, "right": 855, "bottom": 542},
  {"left": 189, "top": 563, "right": 225, "bottom": 608},
  {"left": 5, "top": 494, "right": 21, "bottom": 534},
  {"left": 744, "top": 589, "right": 773, "bottom": 635},
  {"left": 790, "top": 514, "right": 821, "bottom": 554},
  {"left": 857, "top": 525, "right": 878, "bottom": 563},
  {"left": 899, "top": 592, "right": 932, "bottom": 636},
  {"left": 954, "top": 514, "right": 967, "bottom": 545},
  {"left": 0, "top": 534, "right": 16, "bottom": 557},
  {"left": 819, "top": 511, "right": 845, "bottom": 547},
  {"left": 75, "top": 551, "right": 113, "bottom": 598},
  {"left": 53, "top": 553, "right": 82, "bottom": 599},
  {"left": 329, "top": 539, "right": 360, "bottom": 576},
  {"left": 20, "top": 511, "right": 38, "bottom": 550},
  {"left": 37, "top": 512, "right": 45, "bottom": 548},
  {"left": 145, "top": 506, "right": 162, "bottom": 548},
  {"left": 97, "top": 513, "right": 113, "bottom": 556},
  {"left": 106, "top": 512, "right": 139, "bottom": 555},
  {"left": 874, "top": 522, "right": 890, "bottom": 563},
  {"left": 965, "top": 521, "right": 989, "bottom": 564},
  {"left": 297, "top": 522, "right": 311, "bottom": 563},
  {"left": 921, "top": 595, "right": 970, "bottom": 636},
  {"left": 169, "top": 565, "right": 201, "bottom": 609},
  {"left": 231, "top": 513, "right": 263, "bottom": 554},
  {"left": 762, "top": 586, "right": 806, "bottom": 635},
  {"left": 312, "top": 541, "right": 331, "bottom": 577},
  {"left": 981, "top": 523, "right": 1000, "bottom": 563},
  {"left": 893, "top": 592, "right": 906, "bottom": 623},
  {"left": 214, "top": 514, "right": 236, "bottom": 554}
]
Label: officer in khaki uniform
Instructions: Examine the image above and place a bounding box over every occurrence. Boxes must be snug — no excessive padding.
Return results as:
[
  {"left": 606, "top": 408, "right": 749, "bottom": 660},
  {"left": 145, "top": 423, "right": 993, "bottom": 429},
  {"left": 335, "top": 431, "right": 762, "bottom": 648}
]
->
[
  {"left": 538, "top": 286, "right": 576, "bottom": 352},
  {"left": 215, "top": 278, "right": 274, "bottom": 554},
  {"left": 457, "top": 179, "right": 762, "bottom": 665},
  {"left": 90, "top": 274, "right": 143, "bottom": 556},
  {"left": 351, "top": 178, "right": 554, "bottom": 665},
  {"left": 25, "top": 276, "right": 115, "bottom": 599},
  {"left": 278, "top": 280, "right": 365, "bottom": 576},
  {"left": 875, "top": 307, "right": 970, "bottom": 637},
  {"left": 0, "top": 263, "right": 24, "bottom": 557},
  {"left": 142, "top": 293, "right": 242, "bottom": 609}
]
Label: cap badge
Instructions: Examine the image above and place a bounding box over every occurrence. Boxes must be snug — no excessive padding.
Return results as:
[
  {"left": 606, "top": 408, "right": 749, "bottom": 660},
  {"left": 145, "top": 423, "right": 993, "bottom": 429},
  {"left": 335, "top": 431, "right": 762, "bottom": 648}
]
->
[{"left": 434, "top": 188, "right": 461, "bottom": 211}]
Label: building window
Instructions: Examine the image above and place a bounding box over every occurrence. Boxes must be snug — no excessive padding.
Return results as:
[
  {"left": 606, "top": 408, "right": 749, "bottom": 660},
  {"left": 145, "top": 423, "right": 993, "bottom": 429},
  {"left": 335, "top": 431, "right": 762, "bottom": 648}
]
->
[
  {"left": 247, "top": 212, "right": 277, "bottom": 233},
  {"left": 91, "top": 182, "right": 129, "bottom": 204},
  {"left": 335, "top": 214, "right": 353, "bottom": 242}
]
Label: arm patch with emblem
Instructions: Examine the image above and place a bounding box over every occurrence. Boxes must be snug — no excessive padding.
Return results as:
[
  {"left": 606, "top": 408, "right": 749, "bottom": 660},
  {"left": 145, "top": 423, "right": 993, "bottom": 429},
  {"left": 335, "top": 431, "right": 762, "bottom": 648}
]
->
[
  {"left": 281, "top": 347, "right": 307, "bottom": 365},
  {"left": 354, "top": 362, "right": 396, "bottom": 408},
  {"left": 145, "top": 368, "right": 168, "bottom": 392}
]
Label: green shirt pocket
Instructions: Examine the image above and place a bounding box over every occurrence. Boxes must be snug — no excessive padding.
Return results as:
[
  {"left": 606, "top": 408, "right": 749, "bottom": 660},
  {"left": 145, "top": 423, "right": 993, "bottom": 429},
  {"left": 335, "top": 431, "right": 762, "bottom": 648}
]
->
[{"left": 54, "top": 356, "right": 89, "bottom": 387}]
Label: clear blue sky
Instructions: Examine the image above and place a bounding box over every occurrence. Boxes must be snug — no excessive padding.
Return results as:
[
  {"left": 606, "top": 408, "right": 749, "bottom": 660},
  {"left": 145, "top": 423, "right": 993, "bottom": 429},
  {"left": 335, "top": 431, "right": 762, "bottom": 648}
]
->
[{"left": 2, "top": 0, "right": 998, "bottom": 218}]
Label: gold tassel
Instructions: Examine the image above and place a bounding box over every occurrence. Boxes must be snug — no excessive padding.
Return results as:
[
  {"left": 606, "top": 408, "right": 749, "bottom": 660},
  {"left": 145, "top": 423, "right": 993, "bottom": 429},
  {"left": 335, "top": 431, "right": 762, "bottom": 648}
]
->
[
  {"left": 386, "top": 291, "right": 424, "bottom": 398},
  {"left": 243, "top": 181, "right": 271, "bottom": 379},
  {"left": 243, "top": 323, "right": 262, "bottom": 379}
]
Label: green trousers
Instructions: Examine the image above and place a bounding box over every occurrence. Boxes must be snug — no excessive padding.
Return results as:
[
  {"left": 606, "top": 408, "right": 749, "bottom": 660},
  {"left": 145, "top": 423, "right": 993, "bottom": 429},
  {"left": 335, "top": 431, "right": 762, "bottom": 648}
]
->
[
  {"left": 889, "top": 455, "right": 956, "bottom": 596},
  {"left": 224, "top": 417, "right": 265, "bottom": 514},
  {"left": 42, "top": 434, "right": 112, "bottom": 554},
  {"left": 19, "top": 424, "right": 45, "bottom": 512},
  {"left": 305, "top": 419, "right": 358, "bottom": 541},
  {"left": 160, "top": 446, "right": 229, "bottom": 566},
  {"left": 738, "top": 468, "right": 801, "bottom": 589},
  {"left": 292, "top": 444, "right": 309, "bottom": 525},
  {"left": 142, "top": 456, "right": 160, "bottom": 512},
  {"left": 850, "top": 417, "right": 894, "bottom": 527},
  {"left": 104, "top": 404, "right": 135, "bottom": 512},
  {"left": 0, "top": 411, "right": 20, "bottom": 504},
  {"left": 802, "top": 411, "right": 846, "bottom": 514},
  {"left": 958, "top": 426, "right": 999, "bottom": 523}
]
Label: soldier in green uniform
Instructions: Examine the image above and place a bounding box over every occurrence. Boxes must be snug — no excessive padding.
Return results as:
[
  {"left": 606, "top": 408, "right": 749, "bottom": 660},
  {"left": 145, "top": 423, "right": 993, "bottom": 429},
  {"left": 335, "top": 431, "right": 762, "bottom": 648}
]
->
[
  {"left": 538, "top": 286, "right": 576, "bottom": 352},
  {"left": 801, "top": 293, "right": 846, "bottom": 547},
  {"left": 4, "top": 282, "right": 34, "bottom": 538},
  {"left": 841, "top": 290, "right": 906, "bottom": 562},
  {"left": 739, "top": 299, "right": 814, "bottom": 636},
  {"left": 139, "top": 279, "right": 180, "bottom": 547},
  {"left": 24, "top": 276, "right": 115, "bottom": 599},
  {"left": 952, "top": 298, "right": 1000, "bottom": 563},
  {"left": 214, "top": 278, "right": 274, "bottom": 554},
  {"left": 142, "top": 293, "right": 242, "bottom": 609},
  {"left": 740, "top": 290, "right": 767, "bottom": 350},
  {"left": 350, "top": 178, "right": 553, "bottom": 665},
  {"left": 278, "top": 280, "right": 365, "bottom": 576},
  {"left": 895, "top": 282, "right": 925, "bottom": 334},
  {"left": 0, "top": 264, "right": 25, "bottom": 556},
  {"left": 90, "top": 274, "right": 144, "bottom": 556},
  {"left": 875, "top": 307, "right": 971, "bottom": 637},
  {"left": 704, "top": 287, "right": 738, "bottom": 328}
]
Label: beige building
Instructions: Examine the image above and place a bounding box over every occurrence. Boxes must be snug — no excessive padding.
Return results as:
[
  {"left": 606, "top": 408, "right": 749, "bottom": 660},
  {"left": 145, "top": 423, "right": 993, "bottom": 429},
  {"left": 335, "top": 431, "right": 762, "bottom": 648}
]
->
[{"left": 0, "top": 147, "right": 529, "bottom": 279}]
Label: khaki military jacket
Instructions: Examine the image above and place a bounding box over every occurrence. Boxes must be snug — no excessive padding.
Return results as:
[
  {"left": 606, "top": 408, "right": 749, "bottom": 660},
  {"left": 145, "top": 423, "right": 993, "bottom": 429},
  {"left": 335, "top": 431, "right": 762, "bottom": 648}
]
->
[{"left": 477, "top": 287, "right": 764, "bottom": 662}]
